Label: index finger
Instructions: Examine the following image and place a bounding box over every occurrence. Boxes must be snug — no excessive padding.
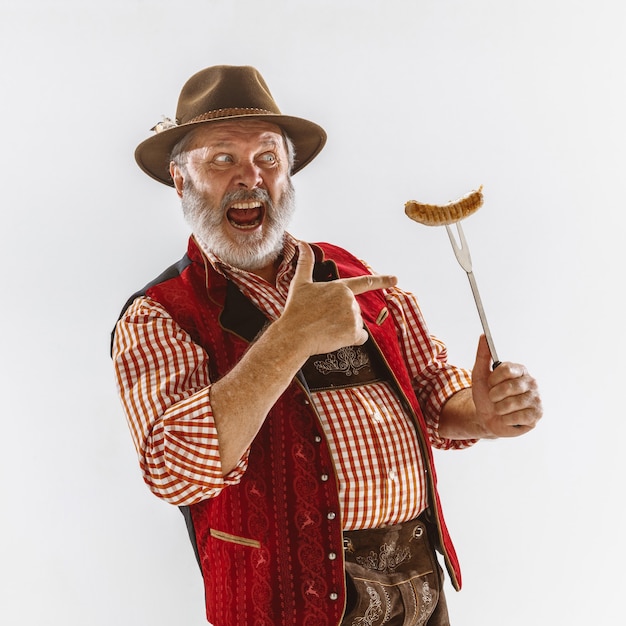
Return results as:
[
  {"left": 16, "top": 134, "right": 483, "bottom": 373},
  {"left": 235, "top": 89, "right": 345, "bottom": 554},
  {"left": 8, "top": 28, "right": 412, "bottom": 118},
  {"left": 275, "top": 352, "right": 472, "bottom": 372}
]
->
[{"left": 341, "top": 273, "right": 398, "bottom": 295}]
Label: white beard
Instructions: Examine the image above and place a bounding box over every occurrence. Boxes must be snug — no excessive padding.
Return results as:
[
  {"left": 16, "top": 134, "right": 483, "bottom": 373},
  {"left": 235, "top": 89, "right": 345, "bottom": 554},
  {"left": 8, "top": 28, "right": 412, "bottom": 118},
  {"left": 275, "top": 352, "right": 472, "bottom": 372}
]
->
[{"left": 181, "top": 178, "right": 296, "bottom": 271}]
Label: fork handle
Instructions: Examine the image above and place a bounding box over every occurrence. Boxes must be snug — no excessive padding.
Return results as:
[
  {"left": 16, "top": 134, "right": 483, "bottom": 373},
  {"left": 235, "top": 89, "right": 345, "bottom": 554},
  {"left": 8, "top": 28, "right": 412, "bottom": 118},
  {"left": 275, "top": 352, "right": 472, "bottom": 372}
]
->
[{"left": 466, "top": 271, "right": 500, "bottom": 366}]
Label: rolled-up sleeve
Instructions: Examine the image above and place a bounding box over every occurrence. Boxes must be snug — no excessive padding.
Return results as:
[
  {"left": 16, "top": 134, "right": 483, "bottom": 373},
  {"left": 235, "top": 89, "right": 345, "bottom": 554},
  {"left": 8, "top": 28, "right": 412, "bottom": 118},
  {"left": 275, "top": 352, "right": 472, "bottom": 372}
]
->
[
  {"left": 385, "top": 286, "right": 477, "bottom": 450},
  {"left": 112, "top": 296, "right": 248, "bottom": 505}
]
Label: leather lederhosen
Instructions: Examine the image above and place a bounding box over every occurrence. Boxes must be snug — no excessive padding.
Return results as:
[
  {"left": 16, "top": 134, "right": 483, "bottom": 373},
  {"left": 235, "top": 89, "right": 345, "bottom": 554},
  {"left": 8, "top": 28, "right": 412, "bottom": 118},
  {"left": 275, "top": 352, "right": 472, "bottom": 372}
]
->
[{"left": 342, "top": 516, "right": 450, "bottom": 626}]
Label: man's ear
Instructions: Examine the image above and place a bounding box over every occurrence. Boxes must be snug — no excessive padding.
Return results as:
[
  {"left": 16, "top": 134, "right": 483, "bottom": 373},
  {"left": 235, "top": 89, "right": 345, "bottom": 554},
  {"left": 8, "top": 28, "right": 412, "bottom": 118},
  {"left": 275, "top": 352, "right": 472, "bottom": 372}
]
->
[{"left": 170, "top": 162, "right": 185, "bottom": 198}]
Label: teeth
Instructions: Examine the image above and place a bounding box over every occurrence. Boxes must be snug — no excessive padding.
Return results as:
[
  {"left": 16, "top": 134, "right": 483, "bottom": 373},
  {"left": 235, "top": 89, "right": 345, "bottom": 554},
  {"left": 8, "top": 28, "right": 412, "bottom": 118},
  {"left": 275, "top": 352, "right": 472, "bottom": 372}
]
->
[
  {"left": 230, "top": 202, "right": 262, "bottom": 210},
  {"left": 232, "top": 221, "right": 260, "bottom": 229}
]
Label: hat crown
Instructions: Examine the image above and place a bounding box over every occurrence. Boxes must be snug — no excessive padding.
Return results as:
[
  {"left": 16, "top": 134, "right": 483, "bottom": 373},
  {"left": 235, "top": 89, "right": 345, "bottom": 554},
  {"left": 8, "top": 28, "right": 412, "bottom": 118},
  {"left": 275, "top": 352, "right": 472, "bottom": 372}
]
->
[
  {"left": 135, "top": 64, "right": 326, "bottom": 186},
  {"left": 176, "top": 65, "right": 281, "bottom": 124}
]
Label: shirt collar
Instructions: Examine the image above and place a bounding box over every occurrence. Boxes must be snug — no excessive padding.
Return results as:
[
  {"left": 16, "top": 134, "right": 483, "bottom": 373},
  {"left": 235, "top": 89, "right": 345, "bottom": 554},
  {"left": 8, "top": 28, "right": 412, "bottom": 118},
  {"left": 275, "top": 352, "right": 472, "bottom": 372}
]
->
[{"left": 194, "top": 232, "right": 299, "bottom": 283}]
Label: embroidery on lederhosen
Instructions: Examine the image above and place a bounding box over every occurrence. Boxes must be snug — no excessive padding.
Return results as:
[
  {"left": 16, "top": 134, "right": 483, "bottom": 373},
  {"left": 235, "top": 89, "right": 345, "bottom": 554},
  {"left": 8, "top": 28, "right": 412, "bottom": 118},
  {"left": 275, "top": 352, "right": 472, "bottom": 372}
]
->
[
  {"left": 351, "top": 585, "right": 387, "bottom": 626},
  {"left": 355, "top": 541, "right": 411, "bottom": 574},
  {"left": 313, "top": 346, "right": 370, "bottom": 377},
  {"left": 301, "top": 335, "right": 390, "bottom": 392},
  {"left": 419, "top": 580, "right": 433, "bottom": 624}
]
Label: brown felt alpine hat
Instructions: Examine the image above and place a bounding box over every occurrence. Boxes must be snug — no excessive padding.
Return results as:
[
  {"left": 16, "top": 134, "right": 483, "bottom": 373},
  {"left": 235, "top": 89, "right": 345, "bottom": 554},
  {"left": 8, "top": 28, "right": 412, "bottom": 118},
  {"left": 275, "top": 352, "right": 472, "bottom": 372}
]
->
[{"left": 134, "top": 65, "right": 327, "bottom": 186}]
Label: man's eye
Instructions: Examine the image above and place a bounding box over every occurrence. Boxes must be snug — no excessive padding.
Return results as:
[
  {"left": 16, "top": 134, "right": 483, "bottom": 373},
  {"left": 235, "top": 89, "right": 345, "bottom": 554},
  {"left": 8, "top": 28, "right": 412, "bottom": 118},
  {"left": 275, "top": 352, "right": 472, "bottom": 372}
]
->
[
  {"left": 257, "top": 152, "right": 278, "bottom": 166},
  {"left": 213, "top": 154, "right": 234, "bottom": 165}
]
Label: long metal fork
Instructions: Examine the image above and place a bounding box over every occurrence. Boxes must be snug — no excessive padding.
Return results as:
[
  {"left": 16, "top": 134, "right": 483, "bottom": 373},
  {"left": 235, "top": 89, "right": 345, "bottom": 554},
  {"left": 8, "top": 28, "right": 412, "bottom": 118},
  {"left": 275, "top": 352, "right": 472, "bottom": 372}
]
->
[{"left": 445, "top": 222, "right": 501, "bottom": 368}]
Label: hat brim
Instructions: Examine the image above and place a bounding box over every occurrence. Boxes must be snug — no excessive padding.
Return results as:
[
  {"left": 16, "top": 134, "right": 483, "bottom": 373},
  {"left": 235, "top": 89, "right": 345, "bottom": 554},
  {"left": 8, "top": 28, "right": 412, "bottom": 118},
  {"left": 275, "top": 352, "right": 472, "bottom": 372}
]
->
[{"left": 134, "top": 114, "right": 327, "bottom": 186}]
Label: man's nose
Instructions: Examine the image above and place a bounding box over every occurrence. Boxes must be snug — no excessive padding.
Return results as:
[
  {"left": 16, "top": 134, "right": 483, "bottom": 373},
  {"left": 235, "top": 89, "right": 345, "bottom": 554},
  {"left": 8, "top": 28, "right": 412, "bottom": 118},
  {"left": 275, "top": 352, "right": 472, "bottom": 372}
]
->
[{"left": 235, "top": 160, "right": 263, "bottom": 189}]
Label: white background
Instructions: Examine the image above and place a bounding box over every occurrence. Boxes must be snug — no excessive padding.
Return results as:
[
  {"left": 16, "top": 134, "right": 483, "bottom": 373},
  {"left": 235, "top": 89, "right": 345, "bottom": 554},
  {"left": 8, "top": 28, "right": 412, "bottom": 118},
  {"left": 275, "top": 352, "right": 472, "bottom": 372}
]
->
[{"left": 1, "top": 1, "right": 624, "bottom": 624}]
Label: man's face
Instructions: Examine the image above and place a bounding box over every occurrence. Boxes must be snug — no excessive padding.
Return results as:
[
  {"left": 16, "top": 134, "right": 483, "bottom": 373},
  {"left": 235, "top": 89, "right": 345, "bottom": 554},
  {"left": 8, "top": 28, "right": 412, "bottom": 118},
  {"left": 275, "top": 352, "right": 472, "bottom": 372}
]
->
[{"left": 171, "top": 120, "right": 295, "bottom": 272}]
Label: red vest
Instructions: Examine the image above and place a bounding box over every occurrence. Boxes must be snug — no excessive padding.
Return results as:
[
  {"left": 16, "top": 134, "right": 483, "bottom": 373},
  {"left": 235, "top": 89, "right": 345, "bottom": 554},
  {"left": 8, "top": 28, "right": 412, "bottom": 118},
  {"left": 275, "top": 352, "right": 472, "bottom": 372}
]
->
[{"left": 143, "top": 237, "right": 461, "bottom": 626}]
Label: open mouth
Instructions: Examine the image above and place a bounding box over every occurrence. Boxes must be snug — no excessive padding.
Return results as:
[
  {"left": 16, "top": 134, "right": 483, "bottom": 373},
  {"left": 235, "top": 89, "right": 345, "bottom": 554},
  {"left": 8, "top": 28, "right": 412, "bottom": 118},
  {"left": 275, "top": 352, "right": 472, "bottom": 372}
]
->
[{"left": 226, "top": 201, "right": 265, "bottom": 230}]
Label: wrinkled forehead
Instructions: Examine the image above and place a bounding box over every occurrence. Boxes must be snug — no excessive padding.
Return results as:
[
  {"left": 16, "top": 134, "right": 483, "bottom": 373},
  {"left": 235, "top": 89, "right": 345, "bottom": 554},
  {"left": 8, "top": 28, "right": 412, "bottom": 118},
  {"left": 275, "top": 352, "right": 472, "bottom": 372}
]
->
[{"left": 186, "top": 120, "right": 286, "bottom": 152}]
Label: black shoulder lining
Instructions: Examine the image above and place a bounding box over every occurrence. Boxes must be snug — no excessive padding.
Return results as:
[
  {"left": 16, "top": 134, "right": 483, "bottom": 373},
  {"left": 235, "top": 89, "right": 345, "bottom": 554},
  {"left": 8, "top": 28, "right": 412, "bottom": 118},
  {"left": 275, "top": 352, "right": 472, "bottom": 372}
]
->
[{"left": 110, "top": 254, "right": 192, "bottom": 356}]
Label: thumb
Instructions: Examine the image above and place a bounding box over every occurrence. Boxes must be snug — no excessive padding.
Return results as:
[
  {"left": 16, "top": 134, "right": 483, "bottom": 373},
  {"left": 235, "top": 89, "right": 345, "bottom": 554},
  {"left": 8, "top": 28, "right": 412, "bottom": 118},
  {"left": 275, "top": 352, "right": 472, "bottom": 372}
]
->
[
  {"left": 472, "top": 334, "right": 492, "bottom": 384},
  {"left": 292, "top": 242, "right": 315, "bottom": 287}
]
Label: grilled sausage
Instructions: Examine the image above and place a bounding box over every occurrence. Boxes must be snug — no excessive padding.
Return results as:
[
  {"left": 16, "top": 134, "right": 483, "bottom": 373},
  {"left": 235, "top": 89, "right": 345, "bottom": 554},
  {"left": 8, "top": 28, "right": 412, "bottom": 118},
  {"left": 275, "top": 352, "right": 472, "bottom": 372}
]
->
[{"left": 405, "top": 186, "right": 483, "bottom": 226}]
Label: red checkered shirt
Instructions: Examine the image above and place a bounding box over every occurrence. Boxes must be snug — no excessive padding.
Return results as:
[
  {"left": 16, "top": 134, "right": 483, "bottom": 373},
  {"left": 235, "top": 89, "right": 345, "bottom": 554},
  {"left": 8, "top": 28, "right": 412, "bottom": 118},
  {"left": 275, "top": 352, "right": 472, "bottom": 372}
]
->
[{"left": 113, "top": 235, "right": 474, "bottom": 530}]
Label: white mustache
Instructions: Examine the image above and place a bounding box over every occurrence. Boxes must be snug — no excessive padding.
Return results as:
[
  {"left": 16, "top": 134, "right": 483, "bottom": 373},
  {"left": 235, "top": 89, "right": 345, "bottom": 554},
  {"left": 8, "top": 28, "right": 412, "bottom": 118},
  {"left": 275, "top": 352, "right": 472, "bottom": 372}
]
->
[{"left": 220, "top": 189, "right": 271, "bottom": 213}]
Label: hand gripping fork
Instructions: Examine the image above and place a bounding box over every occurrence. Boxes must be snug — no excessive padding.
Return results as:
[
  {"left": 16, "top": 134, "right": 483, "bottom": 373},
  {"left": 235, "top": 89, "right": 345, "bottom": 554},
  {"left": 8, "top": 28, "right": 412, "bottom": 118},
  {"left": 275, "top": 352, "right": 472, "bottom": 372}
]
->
[{"left": 445, "top": 222, "right": 501, "bottom": 369}]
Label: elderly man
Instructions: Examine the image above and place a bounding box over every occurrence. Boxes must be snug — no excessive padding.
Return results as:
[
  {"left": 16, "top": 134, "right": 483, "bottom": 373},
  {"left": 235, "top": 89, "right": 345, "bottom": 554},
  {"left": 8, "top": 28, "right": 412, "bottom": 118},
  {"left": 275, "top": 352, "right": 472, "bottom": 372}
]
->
[{"left": 112, "top": 65, "right": 542, "bottom": 626}]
